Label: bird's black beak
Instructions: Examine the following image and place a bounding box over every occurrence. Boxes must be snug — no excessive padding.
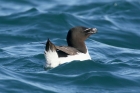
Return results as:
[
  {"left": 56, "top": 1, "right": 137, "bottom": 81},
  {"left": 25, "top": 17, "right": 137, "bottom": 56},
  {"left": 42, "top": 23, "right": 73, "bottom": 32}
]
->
[{"left": 84, "top": 28, "right": 97, "bottom": 34}]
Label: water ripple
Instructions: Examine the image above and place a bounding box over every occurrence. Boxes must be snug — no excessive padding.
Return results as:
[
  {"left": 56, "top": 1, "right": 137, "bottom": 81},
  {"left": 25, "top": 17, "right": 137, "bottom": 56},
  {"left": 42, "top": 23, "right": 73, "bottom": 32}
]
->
[{"left": 0, "top": 0, "right": 140, "bottom": 93}]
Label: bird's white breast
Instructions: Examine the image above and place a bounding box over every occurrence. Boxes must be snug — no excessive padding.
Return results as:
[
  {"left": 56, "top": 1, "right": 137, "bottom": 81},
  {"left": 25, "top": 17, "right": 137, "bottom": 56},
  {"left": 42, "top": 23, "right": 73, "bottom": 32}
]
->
[
  {"left": 59, "top": 51, "right": 91, "bottom": 64},
  {"left": 44, "top": 49, "right": 91, "bottom": 68}
]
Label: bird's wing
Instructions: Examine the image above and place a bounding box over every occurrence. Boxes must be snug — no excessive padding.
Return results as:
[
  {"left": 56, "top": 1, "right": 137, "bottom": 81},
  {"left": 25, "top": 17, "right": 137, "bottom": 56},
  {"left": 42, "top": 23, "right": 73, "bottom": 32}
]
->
[{"left": 56, "top": 46, "right": 79, "bottom": 55}]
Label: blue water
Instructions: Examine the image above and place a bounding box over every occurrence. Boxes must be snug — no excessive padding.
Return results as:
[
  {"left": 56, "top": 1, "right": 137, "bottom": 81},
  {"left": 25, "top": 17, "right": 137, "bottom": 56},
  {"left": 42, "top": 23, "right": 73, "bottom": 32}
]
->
[{"left": 0, "top": 0, "right": 140, "bottom": 93}]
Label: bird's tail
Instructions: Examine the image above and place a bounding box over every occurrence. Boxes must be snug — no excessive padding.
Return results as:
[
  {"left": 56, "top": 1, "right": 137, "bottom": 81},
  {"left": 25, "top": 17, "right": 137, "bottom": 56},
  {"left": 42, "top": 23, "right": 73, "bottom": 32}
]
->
[{"left": 44, "top": 39, "right": 60, "bottom": 68}]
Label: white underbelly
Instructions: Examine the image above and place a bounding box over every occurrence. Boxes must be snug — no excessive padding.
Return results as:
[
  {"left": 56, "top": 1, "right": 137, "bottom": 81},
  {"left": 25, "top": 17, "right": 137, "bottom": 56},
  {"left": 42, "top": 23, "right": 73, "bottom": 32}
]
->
[
  {"left": 59, "top": 52, "right": 91, "bottom": 64},
  {"left": 44, "top": 49, "right": 91, "bottom": 68}
]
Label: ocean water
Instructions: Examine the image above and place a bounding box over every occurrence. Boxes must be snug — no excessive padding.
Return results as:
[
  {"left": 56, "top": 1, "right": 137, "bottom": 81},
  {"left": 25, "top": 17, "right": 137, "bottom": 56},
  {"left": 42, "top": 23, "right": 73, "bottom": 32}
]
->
[{"left": 0, "top": 0, "right": 140, "bottom": 93}]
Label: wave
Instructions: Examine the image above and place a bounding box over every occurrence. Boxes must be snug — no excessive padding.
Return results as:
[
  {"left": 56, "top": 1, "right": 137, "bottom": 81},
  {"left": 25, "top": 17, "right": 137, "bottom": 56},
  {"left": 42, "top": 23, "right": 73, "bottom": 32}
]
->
[{"left": 0, "top": 0, "right": 140, "bottom": 92}]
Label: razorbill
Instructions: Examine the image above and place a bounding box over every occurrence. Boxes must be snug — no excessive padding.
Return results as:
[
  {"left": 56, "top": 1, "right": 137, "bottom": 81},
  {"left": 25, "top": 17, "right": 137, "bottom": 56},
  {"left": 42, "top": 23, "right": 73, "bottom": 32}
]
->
[{"left": 44, "top": 26, "right": 97, "bottom": 68}]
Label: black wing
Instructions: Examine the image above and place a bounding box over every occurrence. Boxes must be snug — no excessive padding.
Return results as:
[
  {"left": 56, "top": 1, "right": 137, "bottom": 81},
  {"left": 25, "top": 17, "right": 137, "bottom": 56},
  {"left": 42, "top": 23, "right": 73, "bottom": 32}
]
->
[{"left": 56, "top": 46, "right": 80, "bottom": 57}]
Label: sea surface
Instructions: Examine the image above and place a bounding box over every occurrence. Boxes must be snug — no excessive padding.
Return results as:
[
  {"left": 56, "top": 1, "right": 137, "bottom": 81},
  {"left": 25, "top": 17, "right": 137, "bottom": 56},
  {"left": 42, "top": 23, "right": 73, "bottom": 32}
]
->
[{"left": 0, "top": 0, "right": 140, "bottom": 93}]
